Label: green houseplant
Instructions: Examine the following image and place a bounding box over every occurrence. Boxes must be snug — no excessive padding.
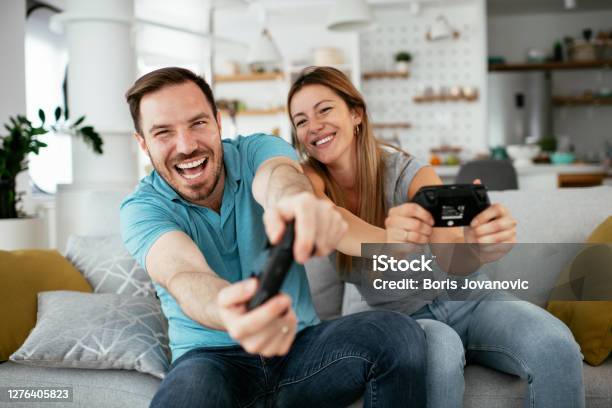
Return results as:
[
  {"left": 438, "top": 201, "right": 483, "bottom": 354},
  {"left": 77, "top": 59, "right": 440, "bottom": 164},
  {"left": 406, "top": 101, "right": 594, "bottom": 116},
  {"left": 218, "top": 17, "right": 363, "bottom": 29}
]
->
[
  {"left": 394, "top": 51, "right": 412, "bottom": 73},
  {"left": 0, "top": 107, "right": 102, "bottom": 219}
]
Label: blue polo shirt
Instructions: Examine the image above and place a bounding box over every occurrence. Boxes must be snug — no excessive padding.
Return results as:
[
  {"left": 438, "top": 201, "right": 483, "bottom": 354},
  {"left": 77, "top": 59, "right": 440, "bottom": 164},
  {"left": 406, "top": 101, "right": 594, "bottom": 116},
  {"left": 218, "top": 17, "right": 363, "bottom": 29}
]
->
[{"left": 120, "top": 134, "right": 320, "bottom": 362}]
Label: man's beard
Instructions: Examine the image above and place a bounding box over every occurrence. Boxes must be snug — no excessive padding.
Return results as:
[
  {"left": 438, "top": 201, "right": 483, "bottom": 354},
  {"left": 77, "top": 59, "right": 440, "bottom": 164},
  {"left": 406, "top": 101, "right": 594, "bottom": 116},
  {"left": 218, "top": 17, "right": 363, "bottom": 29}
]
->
[{"left": 148, "top": 148, "right": 224, "bottom": 204}]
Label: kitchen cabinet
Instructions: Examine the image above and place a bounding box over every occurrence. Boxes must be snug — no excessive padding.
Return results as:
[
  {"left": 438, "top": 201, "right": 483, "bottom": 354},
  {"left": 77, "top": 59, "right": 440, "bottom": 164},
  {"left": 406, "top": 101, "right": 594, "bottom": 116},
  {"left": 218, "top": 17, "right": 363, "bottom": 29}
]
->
[
  {"left": 487, "top": 60, "right": 612, "bottom": 162},
  {"left": 435, "top": 163, "right": 606, "bottom": 189}
]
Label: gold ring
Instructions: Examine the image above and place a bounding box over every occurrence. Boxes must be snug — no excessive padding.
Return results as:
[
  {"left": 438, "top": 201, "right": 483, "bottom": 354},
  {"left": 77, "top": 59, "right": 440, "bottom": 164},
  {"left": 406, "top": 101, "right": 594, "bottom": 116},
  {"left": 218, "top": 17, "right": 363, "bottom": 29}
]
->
[{"left": 281, "top": 325, "right": 289, "bottom": 335}]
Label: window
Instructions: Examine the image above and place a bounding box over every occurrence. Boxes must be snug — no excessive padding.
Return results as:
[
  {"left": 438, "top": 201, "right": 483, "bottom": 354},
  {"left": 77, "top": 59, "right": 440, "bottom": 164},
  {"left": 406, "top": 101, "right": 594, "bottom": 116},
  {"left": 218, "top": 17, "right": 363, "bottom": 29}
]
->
[{"left": 25, "top": 4, "right": 70, "bottom": 194}]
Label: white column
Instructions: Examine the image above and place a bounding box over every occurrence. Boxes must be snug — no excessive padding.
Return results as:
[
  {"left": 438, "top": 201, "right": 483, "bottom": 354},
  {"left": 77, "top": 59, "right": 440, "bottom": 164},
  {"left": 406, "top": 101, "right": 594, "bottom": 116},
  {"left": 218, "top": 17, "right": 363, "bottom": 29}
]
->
[
  {"left": 54, "top": 0, "right": 138, "bottom": 251},
  {"left": 59, "top": 0, "right": 138, "bottom": 187}
]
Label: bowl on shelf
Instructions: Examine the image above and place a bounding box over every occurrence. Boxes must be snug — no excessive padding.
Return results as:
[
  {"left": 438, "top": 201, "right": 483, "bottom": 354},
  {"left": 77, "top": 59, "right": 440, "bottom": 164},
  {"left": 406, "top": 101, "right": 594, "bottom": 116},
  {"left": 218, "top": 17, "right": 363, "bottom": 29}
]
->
[
  {"left": 430, "top": 145, "right": 462, "bottom": 166},
  {"left": 526, "top": 48, "right": 547, "bottom": 63},
  {"left": 550, "top": 152, "right": 576, "bottom": 165},
  {"left": 506, "top": 144, "right": 541, "bottom": 166}
]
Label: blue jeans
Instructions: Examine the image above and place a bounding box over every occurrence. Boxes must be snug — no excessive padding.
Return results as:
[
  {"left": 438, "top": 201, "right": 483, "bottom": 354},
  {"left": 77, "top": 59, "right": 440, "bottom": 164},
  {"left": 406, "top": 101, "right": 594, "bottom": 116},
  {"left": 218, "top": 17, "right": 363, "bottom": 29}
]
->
[
  {"left": 411, "top": 291, "right": 584, "bottom": 408},
  {"left": 150, "top": 311, "right": 427, "bottom": 408}
]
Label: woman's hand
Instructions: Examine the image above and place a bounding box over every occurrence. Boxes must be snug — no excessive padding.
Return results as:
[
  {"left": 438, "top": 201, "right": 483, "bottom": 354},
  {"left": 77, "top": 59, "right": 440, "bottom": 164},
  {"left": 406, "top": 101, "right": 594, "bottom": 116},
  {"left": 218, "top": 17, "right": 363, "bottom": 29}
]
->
[
  {"left": 463, "top": 180, "right": 517, "bottom": 264},
  {"left": 464, "top": 179, "right": 516, "bottom": 244},
  {"left": 464, "top": 202, "right": 517, "bottom": 244},
  {"left": 385, "top": 203, "right": 435, "bottom": 244}
]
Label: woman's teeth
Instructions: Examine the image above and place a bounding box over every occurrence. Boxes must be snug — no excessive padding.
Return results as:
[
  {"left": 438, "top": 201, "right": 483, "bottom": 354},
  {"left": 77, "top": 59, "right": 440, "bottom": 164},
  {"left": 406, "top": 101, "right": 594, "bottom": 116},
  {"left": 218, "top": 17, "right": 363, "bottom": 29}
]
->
[{"left": 314, "top": 134, "right": 334, "bottom": 146}]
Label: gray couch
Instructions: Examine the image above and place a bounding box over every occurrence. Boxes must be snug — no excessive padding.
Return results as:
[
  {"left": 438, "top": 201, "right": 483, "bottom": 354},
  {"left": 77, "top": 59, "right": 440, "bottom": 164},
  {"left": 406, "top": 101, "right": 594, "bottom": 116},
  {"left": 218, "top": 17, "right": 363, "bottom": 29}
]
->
[{"left": 1, "top": 186, "right": 611, "bottom": 408}]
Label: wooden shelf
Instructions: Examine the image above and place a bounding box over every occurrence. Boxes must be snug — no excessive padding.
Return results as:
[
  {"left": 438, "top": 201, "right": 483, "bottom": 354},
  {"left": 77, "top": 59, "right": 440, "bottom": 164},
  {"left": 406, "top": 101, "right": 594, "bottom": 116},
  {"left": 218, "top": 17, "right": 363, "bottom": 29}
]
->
[
  {"left": 413, "top": 94, "right": 478, "bottom": 103},
  {"left": 489, "top": 60, "right": 612, "bottom": 72},
  {"left": 214, "top": 72, "right": 284, "bottom": 82},
  {"left": 220, "top": 108, "right": 285, "bottom": 116},
  {"left": 288, "top": 64, "right": 352, "bottom": 73},
  {"left": 362, "top": 71, "right": 409, "bottom": 80},
  {"left": 553, "top": 96, "right": 612, "bottom": 106},
  {"left": 372, "top": 122, "right": 412, "bottom": 129},
  {"left": 558, "top": 173, "right": 605, "bottom": 188}
]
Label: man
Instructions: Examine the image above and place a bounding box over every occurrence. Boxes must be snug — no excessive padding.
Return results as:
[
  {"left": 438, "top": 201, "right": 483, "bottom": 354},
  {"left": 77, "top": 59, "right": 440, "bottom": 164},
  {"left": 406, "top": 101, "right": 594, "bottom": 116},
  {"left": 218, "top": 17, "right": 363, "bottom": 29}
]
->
[{"left": 120, "top": 67, "right": 426, "bottom": 407}]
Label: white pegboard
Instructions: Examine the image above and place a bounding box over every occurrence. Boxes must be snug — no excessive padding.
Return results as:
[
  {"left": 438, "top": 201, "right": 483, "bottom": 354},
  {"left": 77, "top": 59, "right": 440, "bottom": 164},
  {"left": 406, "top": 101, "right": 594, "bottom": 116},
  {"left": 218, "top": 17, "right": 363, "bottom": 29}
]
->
[{"left": 359, "top": 0, "right": 487, "bottom": 162}]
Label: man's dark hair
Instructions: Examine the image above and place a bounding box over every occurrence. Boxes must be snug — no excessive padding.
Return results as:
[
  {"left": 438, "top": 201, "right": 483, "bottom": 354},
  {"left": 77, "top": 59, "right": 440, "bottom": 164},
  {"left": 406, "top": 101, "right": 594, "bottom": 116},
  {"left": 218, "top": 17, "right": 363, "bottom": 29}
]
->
[{"left": 125, "top": 67, "right": 218, "bottom": 134}]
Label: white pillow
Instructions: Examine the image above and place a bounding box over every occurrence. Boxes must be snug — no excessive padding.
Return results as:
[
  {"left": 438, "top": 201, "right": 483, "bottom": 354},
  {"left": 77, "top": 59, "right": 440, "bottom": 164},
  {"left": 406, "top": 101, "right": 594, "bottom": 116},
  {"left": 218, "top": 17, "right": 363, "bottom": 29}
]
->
[
  {"left": 65, "top": 235, "right": 155, "bottom": 297},
  {"left": 11, "top": 291, "right": 170, "bottom": 379}
]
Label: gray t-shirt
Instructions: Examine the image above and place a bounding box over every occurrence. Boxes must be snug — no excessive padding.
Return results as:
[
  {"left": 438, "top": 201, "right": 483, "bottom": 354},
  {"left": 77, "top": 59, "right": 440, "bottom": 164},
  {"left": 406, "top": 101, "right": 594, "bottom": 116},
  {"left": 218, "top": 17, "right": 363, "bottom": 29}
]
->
[{"left": 341, "top": 149, "right": 439, "bottom": 315}]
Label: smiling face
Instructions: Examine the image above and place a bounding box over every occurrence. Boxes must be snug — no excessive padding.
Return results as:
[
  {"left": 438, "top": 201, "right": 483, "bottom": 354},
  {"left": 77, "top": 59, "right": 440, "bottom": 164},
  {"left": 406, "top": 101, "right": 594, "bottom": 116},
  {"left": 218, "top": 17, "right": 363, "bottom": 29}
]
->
[
  {"left": 290, "top": 84, "right": 362, "bottom": 166},
  {"left": 135, "top": 81, "right": 224, "bottom": 207}
]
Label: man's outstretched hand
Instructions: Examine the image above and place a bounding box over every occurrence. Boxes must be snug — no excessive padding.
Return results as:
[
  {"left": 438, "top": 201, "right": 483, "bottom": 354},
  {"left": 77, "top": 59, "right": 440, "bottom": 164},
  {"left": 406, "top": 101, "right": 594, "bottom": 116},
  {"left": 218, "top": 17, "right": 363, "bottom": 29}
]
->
[
  {"left": 217, "top": 278, "right": 297, "bottom": 357},
  {"left": 263, "top": 192, "right": 348, "bottom": 264}
]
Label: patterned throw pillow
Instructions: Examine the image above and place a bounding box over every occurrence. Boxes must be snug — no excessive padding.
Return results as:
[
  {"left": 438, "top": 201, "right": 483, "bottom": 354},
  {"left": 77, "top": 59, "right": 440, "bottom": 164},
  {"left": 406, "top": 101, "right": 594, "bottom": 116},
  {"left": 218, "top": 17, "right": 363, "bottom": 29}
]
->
[
  {"left": 10, "top": 291, "right": 170, "bottom": 378},
  {"left": 65, "top": 235, "right": 155, "bottom": 297}
]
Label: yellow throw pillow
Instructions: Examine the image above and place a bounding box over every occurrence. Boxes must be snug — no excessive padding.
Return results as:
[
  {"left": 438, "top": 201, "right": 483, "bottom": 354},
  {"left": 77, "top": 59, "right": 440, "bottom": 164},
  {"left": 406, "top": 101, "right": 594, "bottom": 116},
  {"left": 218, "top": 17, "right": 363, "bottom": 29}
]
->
[
  {"left": 547, "top": 216, "right": 612, "bottom": 366},
  {"left": 588, "top": 216, "right": 612, "bottom": 243},
  {"left": 0, "top": 250, "right": 92, "bottom": 361}
]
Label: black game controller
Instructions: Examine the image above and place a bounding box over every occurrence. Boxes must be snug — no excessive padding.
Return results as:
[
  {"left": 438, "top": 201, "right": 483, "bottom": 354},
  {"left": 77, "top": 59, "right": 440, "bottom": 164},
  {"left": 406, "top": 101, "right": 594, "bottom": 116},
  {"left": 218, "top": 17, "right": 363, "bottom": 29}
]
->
[
  {"left": 411, "top": 184, "right": 490, "bottom": 227},
  {"left": 247, "top": 222, "right": 295, "bottom": 311}
]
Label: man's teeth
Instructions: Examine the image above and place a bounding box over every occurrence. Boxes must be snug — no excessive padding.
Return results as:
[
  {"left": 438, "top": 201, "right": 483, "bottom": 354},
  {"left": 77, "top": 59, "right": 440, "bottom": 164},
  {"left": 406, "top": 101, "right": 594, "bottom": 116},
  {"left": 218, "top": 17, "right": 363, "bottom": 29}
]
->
[
  {"left": 176, "top": 158, "right": 206, "bottom": 169},
  {"left": 314, "top": 135, "right": 334, "bottom": 146},
  {"left": 182, "top": 171, "right": 203, "bottom": 180}
]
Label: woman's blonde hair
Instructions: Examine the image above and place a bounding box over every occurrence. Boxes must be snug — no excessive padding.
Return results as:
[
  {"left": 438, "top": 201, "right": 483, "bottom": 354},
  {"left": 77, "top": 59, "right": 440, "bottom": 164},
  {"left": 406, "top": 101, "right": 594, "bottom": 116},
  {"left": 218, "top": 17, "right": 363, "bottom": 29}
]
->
[{"left": 287, "top": 66, "right": 388, "bottom": 274}]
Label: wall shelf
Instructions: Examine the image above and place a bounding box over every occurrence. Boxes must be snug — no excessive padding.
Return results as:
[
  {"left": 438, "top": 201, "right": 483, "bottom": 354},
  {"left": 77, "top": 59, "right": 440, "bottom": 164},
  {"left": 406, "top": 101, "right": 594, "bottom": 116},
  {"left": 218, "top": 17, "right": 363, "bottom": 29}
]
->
[
  {"left": 489, "top": 60, "right": 612, "bottom": 72},
  {"left": 553, "top": 96, "right": 612, "bottom": 106},
  {"left": 220, "top": 108, "right": 286, "bottom": 116},
  {"left": 288, "top": 64, "right": 352, "bottom": 73},
  {"left": 413, "top": 94, "right": 478, "bottom": 103},
  {"left": 362, "top": 71, "right": 409, "bottom": 80},
  {"left": 372, "top": 122, "right": 412, "bottom": 129},
  {"left": 214, "top": 72, "right": 284, "bottom": 82}
]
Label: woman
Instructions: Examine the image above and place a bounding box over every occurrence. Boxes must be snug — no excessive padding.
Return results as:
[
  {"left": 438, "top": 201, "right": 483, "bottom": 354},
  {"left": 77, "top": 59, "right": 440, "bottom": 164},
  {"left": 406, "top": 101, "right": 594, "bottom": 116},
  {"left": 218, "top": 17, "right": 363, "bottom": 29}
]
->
[{"left": 287, "top": 66, "right": 584, "bottom": 408}]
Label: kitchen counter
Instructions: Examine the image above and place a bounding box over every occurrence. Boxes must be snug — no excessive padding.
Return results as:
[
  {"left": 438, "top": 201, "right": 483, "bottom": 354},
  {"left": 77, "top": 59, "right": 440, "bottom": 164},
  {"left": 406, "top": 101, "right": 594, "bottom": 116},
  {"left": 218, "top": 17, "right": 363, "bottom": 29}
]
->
[{"left": 433, "top": 163, "right": 606, "bottom": 189}]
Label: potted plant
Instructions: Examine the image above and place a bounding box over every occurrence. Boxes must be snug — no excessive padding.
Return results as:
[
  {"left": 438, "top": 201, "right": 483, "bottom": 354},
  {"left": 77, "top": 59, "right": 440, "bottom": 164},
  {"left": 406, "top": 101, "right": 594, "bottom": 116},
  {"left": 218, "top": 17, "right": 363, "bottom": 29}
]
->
[
  {"left": 394, "top": 51, "right": 412, "bottom": 73},
  {"left": 0, "top": 107, "right": 102, "bottom": 249}
]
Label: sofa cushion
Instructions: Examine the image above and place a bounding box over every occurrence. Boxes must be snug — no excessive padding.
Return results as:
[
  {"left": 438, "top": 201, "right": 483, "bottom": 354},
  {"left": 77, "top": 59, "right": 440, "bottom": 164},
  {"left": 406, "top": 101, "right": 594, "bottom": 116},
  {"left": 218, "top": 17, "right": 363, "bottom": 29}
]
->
[
  {"left": 462, "top": 359, "right": 612, "bottom": 408},
  {"left": 488, "top": 186, "right": 612, "bottom": 243},
  {"left": 0, "top": 250, "right": 92, "bottom": 362},
  {"left": 463, "top": 364, "right": 526, "bottom": 408},
  {"left": 583, "top": 357, "right": 612, "bottom": 407},
  {"left": 65, "top": 235, "right": 155, "bottom": 297},
  {"left": 342, "top": 282, "right": 373, "bottom": 316},
  {"left": 10, "top": 291, "right": 169, "bottom": 379},
  {"left": 305, "top": 257, "right": 344, "bottom": 320},
  {"left": 0, "top": 361, "right": 160, "bottom": 408}
]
